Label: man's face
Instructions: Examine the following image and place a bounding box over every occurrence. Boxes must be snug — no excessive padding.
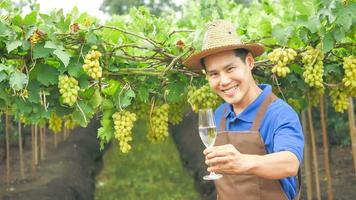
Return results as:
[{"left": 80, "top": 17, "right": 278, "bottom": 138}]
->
[{"left": 204, "top": 50, "right": 255, "bottom": 106}]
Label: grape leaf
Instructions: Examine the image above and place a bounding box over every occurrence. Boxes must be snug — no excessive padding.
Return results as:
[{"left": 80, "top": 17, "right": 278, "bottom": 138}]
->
[
  {"left": 6, "top": 40, "right": 22, "bottom": 53},
  {"left": 35, "top": 64, "right": 59, "bottom": 86},
  {"left": 116, "top": 89, "right": 135, "bottom": 109},
  {"left": 322, "top": 33, "right": 334, "bottom": 53},
  {"left": 23, "top": 11, "right": 37, "bottom": 26},
  {"left": 0, "top": 21, "right": 11, "bottom": 36},
  {"left": 0, "top": 72, "right": 7, "bottom": 83},
  {"left": 53, "top": 49, "right": 70, "bottom": 67},
  {"left": 9, "top": 71, "right": 27, "bottom": 91},
  {"left": 67, "top": 59, "right": 84, "bottom": 77},
  {"left": 44, "top": 41, "right": 58, "bottom": 49},
  {"left": 33, "top": 43, "right": 53, "bottom": 59}
]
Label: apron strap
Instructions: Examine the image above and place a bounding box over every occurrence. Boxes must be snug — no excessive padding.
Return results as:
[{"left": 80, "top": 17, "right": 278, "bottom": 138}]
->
[
  {"left": 250, "top": 93, "right": 278, "bottom": 132},
  {"left": 219, "top": 92, "right": 278, "bottom": 132},
  {"left": 293, "top": 168, "right": 302, "bottom": 200},
  {"left": 219, "top": 107, "right": 227, "bottom": 132}
]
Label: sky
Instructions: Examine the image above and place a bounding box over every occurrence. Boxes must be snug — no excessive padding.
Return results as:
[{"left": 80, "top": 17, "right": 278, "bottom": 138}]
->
[
  {"left": 36, "top": 0, "right": 108, "bottom": 19},
  {"left": 29, "top": 0, "right": 185, "bottom": 21}
]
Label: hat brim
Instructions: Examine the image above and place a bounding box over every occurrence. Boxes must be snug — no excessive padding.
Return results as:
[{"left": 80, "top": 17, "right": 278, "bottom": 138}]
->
[{"left": 183, "top": 43, "right": 265, "bottom": 71}]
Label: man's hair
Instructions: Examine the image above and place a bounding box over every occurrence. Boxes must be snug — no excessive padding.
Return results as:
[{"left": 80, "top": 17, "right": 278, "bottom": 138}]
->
[{"left": 200, "top": 48, "right": 250, "bottom": 69}]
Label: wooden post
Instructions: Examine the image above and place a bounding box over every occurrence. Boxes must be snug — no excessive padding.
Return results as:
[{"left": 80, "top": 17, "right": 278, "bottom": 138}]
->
[
  {"left": 18, "top": 121, "right": 25, "bottom": 179},
  {"left": 347, "top": 97, "right": 356, "bottom": 174},
  {"left": 5, "top": 111, "right": 11, "bottom": 184},
  {"left": 54, "top": 131, "right": 57, "bottom": 148},
  {"left": 31, "top": 124, "right": 35, "bottom": 172},
  {"left": 34, "top": 124, "right": 38, "bottom": 166},
  {"left": 301, "top": 110, "right": 313, "bottom": 200},
  {"left": 307, "top": 107, "right": 321, "bottom": 200},
  {"left": 319, "top": 94, "right": 333, "bottom": 200},
  {"left": 40, "top": 127, "right": 45, "bottom": 160},
  {"left": 63, "top": 127, "right": 66, "bottom": 140},
  {"left": 43, "top": 126, "right": 47, "bottom": 156}
]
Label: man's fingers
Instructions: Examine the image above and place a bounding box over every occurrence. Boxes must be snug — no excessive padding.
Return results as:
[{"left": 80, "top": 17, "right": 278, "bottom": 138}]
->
[
  {"left": 208, "top": 163, "right": 234, "bottom": 174},
  {"left": 205, "top": 150, "right": 228, "bottom": 159},
  {"left": 206, "top": 156, "right": 229, "bottom": 165},
  {"left": 203, "top": 145, "right": 223, "bottom": 155},
  {"left": 203, "top": 144, "right": 234, "bottom": 155}
]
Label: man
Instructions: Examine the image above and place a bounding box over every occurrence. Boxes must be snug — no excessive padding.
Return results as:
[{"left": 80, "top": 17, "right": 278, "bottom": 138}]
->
[{"left": 183, "top": 20, "right": 304, "bottom": 200}]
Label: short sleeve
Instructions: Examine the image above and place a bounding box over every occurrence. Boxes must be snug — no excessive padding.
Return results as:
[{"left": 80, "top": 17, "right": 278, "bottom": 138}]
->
[{"left": 273, "top": 108, "right": 304, "bottom": 164}]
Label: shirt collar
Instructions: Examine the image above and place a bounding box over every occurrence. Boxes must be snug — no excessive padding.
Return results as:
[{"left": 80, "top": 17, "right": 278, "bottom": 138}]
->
[{"left": 224, "top": 84, "right": 272, "bottom": 122}]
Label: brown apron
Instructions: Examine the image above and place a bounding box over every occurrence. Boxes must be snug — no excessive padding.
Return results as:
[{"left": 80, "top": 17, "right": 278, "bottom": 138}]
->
[{"left": 214, "top": 93, "right": 301, "bottom": 200}]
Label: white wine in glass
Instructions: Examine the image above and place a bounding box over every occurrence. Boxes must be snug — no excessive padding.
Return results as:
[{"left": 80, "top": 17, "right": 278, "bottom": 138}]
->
[{"left": 198, "top": 108, "right": 223, "bottom": 180}]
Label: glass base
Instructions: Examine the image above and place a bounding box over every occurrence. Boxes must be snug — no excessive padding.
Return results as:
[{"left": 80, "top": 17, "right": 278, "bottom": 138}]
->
[{"left": 203, "top": 172, "right": 223, "bottom": 180}]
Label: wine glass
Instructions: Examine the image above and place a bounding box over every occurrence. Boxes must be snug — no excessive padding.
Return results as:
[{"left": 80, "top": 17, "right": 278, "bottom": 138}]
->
[{"left": 198, "top": 108, "right": 223, "bottom": 180}]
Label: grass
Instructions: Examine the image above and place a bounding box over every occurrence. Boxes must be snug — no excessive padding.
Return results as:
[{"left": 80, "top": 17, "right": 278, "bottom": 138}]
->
[{"left": 95, "top": 120, "right": 200, "bottom": 200}]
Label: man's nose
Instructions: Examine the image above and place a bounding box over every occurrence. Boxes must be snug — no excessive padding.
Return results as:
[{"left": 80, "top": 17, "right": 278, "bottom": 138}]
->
[{"left": 220, "top": 73, "right": 231, "bottom": 86}]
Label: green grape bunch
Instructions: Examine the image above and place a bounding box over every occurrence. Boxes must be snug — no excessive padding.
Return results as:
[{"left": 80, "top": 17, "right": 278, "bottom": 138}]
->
[
  {"left": 112, "top": 110, "right": 137, "bottom": 153},
  {"left": 58, "top": 75, "right": 80, "bottom": 106},
  {"left": 301, "top": 46, "right": 324, "bottom": 88},
  {"left": 287, "top": 98, "right": 302, "bottom": 112},
  {"left": 268, "top": 48, "right": 297, "bottom": 77},
  {"left": 64, "top": 115, "right": 76, "bottom": 130},
  {"left": 148, "top": 104, "right": 169, "bottom": 143},
  {"left": 19, "top": 114, "right": 28, "bottom": 125},
  {"left": 342, "top": 56, "right": 356, "bottom": 88},
  {"left": 130, "top": 102, "right": 150, "bottom": 120},
  {"left": 330, "top": 88, "right": 349, "bottom": 113},
  {"left": 49, "top": 113, "right": 62, "bottom": 134},
  {"left": 82, "top": 46, "right": 102, "bottom": 80},
  {"left": 187, "top": 84, "right": 221, "bottom": 112},
  {"left": 305, "top": 88, "right": 324, "bottom": 107},
  {"left": 168, "top": 101, "right": 188, "bottom": 125}
]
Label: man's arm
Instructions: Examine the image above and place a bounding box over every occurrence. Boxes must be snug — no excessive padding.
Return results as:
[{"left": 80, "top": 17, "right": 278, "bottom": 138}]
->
[{"left": 204, "top": 144, "right": 299, "bottom": 179}]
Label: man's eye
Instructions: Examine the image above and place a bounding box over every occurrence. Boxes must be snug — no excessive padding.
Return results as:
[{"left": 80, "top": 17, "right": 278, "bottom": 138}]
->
[
  {"left": 227, "top": 67, "right": 235, "bottom": 72},
  {"left": 209, "top": 73, "right": 218, "bottom": 77}
]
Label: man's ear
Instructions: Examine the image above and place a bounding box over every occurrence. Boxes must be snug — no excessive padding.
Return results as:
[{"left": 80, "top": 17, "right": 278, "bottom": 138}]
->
[{"left": 245, "top": 53, "right": 255, "bottom": 70}]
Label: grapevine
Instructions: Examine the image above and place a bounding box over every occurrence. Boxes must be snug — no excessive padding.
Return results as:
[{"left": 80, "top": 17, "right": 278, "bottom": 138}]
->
[{"left": 0, "top": 0, "right": 354, "bottom": 160}]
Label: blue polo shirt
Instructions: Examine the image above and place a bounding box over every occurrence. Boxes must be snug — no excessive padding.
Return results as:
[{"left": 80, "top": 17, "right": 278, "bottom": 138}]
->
[{"left": 214, "top": 84, "right": 304, "bottom": 200}]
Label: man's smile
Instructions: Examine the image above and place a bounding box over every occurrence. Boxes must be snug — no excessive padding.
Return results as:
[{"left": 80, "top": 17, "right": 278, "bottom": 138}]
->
[{"left": 221, "top": 85, "right": 239, "bottom": 97}]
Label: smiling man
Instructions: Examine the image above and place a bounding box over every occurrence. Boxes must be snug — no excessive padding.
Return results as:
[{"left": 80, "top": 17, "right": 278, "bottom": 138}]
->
[{"left": 183, "top": 20, "right": 304, "bottom": 200}]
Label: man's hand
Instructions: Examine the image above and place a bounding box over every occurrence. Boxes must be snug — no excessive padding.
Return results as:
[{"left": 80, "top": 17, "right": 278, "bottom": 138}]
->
[
  {"left": 203, "top": 144, "right": 255, "bottom": 175},
  {"left": 204, "top": 144, "right": 300, "bottom": 179}
]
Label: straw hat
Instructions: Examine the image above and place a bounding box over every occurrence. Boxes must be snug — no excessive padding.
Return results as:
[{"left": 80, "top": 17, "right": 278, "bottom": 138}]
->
[{"left": 183, "top": 20, "right": 265, "bottom": 70}]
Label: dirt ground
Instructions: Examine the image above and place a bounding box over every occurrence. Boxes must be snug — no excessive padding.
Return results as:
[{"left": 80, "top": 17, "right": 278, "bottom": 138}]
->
[
  {"left": 316, "top": 145, "right": 356, "bottom": 200},
  {"left": 0, "top": 120, "right": 103, "bottom": 200}
]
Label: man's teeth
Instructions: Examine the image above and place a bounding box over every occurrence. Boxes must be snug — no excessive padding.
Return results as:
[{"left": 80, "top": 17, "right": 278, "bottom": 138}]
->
[{"left": 223, "top": 86, "right": 237, "bottom": 93}]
